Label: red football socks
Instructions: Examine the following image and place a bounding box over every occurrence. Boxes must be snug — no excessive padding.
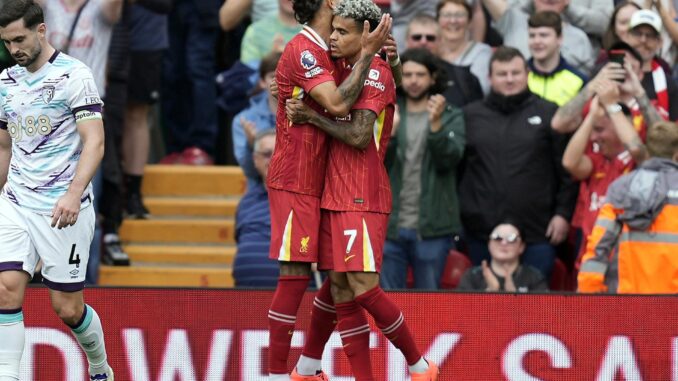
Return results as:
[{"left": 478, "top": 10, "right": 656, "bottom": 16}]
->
[
  {"left": 355, "top": 286, "right": 422, "bottom": 365},
  {"left": 336, "top": 301, "right": 374, "bottom": 381},
  {"left": 302, "top": 278, "right": 337, "bottom": 360},
  {"left": 268, "top": 276, "right": 310, "bottom": 374}
]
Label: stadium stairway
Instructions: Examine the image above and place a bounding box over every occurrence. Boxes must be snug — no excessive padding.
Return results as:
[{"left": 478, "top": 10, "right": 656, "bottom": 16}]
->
[{"left": 98, "top": 165, "right": 245, "bottom": 288}]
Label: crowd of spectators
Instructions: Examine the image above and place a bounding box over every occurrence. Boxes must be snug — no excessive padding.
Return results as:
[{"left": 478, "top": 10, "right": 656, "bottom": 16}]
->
[{"left": 2, "top": 0, "right": 678, "bottom": 292}]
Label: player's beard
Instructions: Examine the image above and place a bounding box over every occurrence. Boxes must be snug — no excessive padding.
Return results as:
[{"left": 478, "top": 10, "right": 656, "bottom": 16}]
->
[{"left": 14, "top": 43, "right": 42, "bottom": 68}]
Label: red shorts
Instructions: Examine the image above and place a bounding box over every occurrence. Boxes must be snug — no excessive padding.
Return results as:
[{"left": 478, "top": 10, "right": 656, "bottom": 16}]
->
[
  {"left": 268, "top": 189, "right": 321, "bottom": 263},
  {"left": 318, "top": 210, "right": 388, "bottom": 273}
]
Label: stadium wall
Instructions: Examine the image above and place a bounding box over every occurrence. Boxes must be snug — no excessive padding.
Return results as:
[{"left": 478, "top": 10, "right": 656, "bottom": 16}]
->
[{"left": 20, "top": 288, "right": 678, "bottom": 380}]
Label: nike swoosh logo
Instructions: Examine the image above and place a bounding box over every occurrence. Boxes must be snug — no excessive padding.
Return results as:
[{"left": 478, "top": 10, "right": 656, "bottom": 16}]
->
[{"left": 344, "top": 255, "right": 355, "bottom": 262}]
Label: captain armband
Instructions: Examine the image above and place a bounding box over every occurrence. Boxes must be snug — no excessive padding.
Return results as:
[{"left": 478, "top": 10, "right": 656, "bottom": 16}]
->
[{"left": 75, "top": 110, "right": 102, "bottom": 123}]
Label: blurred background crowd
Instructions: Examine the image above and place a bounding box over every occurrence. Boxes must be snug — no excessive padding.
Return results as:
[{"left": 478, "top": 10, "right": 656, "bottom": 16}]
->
[{"left": 2, "top": 0, "right": 677, "bottom": 293}]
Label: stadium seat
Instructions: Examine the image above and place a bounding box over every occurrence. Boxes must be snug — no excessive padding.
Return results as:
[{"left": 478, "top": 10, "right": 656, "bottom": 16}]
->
[
  {"left": 549, "top": 258, "right": 568, "bottom": 291},
  {"left": 440, "top": 250, "right": 472, "bottom": 289}
]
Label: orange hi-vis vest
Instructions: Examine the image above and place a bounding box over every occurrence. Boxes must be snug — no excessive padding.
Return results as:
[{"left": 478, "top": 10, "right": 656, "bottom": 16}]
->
[{"left": 578, "top": 158, "right": 678, "bottom": 294}]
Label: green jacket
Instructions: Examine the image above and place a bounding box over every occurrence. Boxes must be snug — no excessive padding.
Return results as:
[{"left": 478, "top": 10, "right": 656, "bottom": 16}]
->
[{"left": 385, "top": 97, "right": 466, "bottom": 239}]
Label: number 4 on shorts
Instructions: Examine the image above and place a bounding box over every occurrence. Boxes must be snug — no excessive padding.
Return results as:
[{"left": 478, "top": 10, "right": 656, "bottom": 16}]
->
[{"left": 68, "top": 244, "right": 81, "bottom": 265}]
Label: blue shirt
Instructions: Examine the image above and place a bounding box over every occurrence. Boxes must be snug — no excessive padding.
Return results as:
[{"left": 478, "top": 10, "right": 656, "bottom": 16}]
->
[
  {"left": 129, "top": 4, "right": 169, "bottom": 51},
  {"left": 233, "top": 181, "right": 279, "bottom": 287},
  {"left": 231, "top": 91, "right": 276, "bottom": 183}
]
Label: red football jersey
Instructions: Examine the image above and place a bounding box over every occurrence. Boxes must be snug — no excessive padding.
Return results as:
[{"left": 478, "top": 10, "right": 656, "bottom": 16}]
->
[
  {"left": 573, "top": 150, "right": 635, "bottom": 264},
  {"left": 321, "top": 57, "right": 396, "bottom": 213},
  {"left": 266, "top": 26, "right": 337, "bottom": 197}
]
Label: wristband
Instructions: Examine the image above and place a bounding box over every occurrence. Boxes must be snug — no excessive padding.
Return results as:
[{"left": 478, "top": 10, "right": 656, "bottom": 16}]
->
[
  {"left": 389, "top": 56, "right": 400, "bottom": 68},
  {"left": 606, "top": 103, "right": 622, "bottom": 114}
]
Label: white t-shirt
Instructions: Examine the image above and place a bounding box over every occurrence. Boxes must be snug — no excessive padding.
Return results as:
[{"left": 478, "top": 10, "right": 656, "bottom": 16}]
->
[
  {"left": 43, "top": 0, "right": 115, "bottom": 97},
  {"left": 0, "top": 52, "right": 102, "bottom": 214}
]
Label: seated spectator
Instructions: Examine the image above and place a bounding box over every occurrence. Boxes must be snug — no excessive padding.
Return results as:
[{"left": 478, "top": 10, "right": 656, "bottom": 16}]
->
[
  {"left": 627, "top": 9, "right": 678, "bottom": 120},
  {"left": 552, "top": 42, "right": 667, "bottom": 139},
  {"left": 460, "top": 46, "right": 577, "bottom": 279},
  {"left": 381, "top": 48, "right": 466, "bottom": 290},
  {"left": 240, "top": 0, "right": 301, "bottom": 65},
  {"left": 562, "top": 84, "right": 646, "bottom": 265},
  {"left": 602, "top": 1, "right": 641, "bottom": 50},
  {"left": 436, "top": 0, "right": 493, "bottom": 95},
  {"left": 405, "top": 14, "right": 484, "bottom": 107},
  {"left": 233, "top": 130, "right": 280, "bottom": 287},
  {"left": 480, "top": 0, "right": 595, "bottom": 74},
  {"left": 527, "top": 11, "right": 587, "bottom": 106},
  {"left": 232, "top": 52, "right": 280, "bottom": 186},
  {"left": 578, "top": 120, "right": 678, "bottom": 294},
  {"left": 457, "top": 222, "right": 549, "bottom": 292}
]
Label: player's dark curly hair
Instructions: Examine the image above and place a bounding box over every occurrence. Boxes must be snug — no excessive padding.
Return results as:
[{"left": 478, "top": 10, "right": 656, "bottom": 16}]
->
[
  {"left": 292, "top": 0, "right": 324, "bottom": 25},
  {"left": 0, "top": 0, "right": 43, "bottom": 28}
]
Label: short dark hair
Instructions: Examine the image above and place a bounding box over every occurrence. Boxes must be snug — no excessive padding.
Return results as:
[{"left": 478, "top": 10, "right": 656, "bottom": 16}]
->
[
  {"left": 607, "top": 40, "right": 643, "bottom": 64},
  {"left": 489, "top": 46, "right": 527, "bottom": 74},
  {"left": 436, "top": 0, "right": 473, "bottom": 21},
  {"left": 259, "top": 51, "right": 282, "bottom": 78},
  {"left": 292, "top": 0, "right": 324, "bottom": 25},
  {"left": 528, "top": 11, "right": 562, "bottom": 36},
  {"left": 0, "top": 0, "right": 44, "bottom": 29},
  {"left": 400, "top": 48, "right": 447, "bottom": 94}
]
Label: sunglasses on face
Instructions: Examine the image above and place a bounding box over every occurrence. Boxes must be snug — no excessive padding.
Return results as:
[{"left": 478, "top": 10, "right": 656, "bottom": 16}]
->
[
  {"left": 410, "top": 34, "right": 437, "bottom": 42},
  {"left": 489, "top": 233, "right": 520, "bottom": 244}
]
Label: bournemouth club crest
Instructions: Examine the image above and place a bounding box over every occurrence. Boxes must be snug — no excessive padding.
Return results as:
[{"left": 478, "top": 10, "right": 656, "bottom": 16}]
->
[{"left": 41, "top": 85, "right": 55, "bottom": 104}]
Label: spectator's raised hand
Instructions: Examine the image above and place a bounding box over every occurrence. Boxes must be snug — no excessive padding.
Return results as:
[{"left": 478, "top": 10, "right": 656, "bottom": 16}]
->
[
  {"left": 285, "top": 99, "right": 312, "bottom": 124},
  {"left": 427, "top": 94, "right": 446, "bottom": 131},
  {"left": 382, "top": 34, "right": 399, "bottom": 63},
  {"left": 361, "top": 13, "right": 393, "bottom": 57},
  {"left": 482, "top": 260, "right": 501, "bottom": 292},
  {"left": 596, "top": 80, "right": 621, "bottom": 108},
  {"left": 503, "top": 266, "right": 517, "bottom": 292},
  {"left": 546, "top": 215, "right": 570, "bottom": 245},
  {"left": 593, "top": 62, "right": 626, "bottom": 86},
  {"left": 241, "top": 118, "right": 257, "bottom": 147},
  {"left": 624, "top": 61, "right": 645, "bottom": 98},
  {"left": 269, "top": 78, "right": 278, "bottom": 99}
]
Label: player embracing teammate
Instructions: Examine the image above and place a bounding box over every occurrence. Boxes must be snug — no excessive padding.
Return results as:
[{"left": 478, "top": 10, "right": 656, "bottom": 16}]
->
[{"left": 267, "top": 0, "right": 439, "bottom": 380}]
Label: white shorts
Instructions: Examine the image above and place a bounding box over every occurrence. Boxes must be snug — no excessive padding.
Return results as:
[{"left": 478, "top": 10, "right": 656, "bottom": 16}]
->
[{"left": 0, "top": 196, "right": 95, "bottom": 291}]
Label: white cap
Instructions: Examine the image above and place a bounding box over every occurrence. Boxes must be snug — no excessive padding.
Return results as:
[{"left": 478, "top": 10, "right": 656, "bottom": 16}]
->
[{"left": 629, "top": 9, "right": 662, "bottom": 33}]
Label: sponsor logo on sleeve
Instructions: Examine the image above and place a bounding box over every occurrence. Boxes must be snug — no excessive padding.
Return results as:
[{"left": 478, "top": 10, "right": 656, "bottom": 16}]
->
[
  {"left": 365, "top": 79, "right": 385, "bottom": 91},
  {"left": 305, "top": 67, "right": 323, "bottom": 78},
  {"left": 368, "top": 69, "right": 380, "bottom": 81}
]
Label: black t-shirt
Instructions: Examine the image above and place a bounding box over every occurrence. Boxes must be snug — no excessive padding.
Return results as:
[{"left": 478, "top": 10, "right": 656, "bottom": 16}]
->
[{"left": 456, "top": 264, "right": 549, "bottom": 292}]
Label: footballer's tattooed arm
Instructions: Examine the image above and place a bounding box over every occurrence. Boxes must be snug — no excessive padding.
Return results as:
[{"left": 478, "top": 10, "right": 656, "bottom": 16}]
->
[
  {"left": 286, "top": 99, "right": 374, "bottom": 149},
  {"left": 336, "top": 53, "right": 377, "bottom": 115}
]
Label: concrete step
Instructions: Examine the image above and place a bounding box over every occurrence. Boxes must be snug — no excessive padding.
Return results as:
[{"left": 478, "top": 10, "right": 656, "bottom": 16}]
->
[
  {"left": 125, "top": 244, "right": 236, "bottom": 265},
  {"left": 99, "top": 265, "right": 233, "bottom": 288},
  {"left": 119, "top": 219, "right": 235, "bottom": 244},
  {"left": 145, "top": 197, "right": 239, "bottom": 217},
  {"left": 142, "top": 165, "right": 246, "bottom": 197}
]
